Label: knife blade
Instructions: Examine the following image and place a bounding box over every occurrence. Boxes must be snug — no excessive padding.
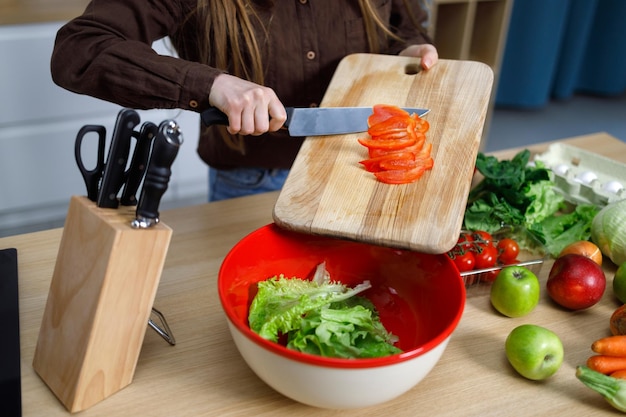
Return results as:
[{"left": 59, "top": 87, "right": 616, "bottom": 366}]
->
[
  {"left": 120, "top": 121, "right": 158, "bottom": 206},
  {"left": 131, "top": 120, "right": 184, "bottom": 229},
  {"left": 200, "top": 106, "right": 430, "bottom": 137},
  {"left": 97, "top": 108, "right": 141, "bottom": 208}
]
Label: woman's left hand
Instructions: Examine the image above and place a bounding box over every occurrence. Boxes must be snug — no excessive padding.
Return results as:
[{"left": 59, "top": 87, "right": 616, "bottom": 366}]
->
[{"left": 399, "top": 44, "right": 439, "bottom": 70}]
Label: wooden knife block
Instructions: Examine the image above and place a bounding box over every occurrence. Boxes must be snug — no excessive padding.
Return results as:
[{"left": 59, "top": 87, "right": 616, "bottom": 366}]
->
[{"left": 33, "top": 196, "right": 172, "bottom": 413}]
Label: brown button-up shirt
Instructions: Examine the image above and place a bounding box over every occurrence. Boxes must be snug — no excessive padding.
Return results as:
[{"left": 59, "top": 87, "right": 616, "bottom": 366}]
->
[{"left": 51, "top": 0, "right": 432, "bottom": 169}]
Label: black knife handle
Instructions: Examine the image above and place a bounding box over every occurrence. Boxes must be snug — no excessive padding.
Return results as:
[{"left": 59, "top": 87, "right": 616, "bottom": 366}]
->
[
  {"left": 200, "top": 107, "right": 229, "bottom": 126},
  {"left": 132, "top": 120, "right": 183, "bottom": 228},
  {"left": 120, "top": 122, "right": 157, "bottom": 206},
  {"left": 97, "top": 108, "right": 140, "bottom": 208},
  {"left": 200, "top": 107, "right": 292, "bottom": 129}
]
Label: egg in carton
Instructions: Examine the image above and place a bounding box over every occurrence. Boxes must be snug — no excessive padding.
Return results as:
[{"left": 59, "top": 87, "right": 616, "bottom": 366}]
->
[{"left": 533, "top": 143, "right": 626, "bottom": 207}]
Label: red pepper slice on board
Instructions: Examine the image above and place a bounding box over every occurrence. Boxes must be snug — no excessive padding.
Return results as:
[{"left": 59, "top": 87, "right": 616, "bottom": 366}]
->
[
  {"left": 368, "top": 135, "right": 425, "bottom": 158},
  {"left": 367, "top": 104, "right": 410, "bottom": 127},
  {"left": 357, "top": 136, "right": 417, "bottom": 150},
  {"left": 373, "top": 161, "right": 432, "bottom": 184},
  {"left": 358, "top": 104, "right": 434, "bottom": 184},
  {"left": 359, "top": 151, "right": 415, "bottom": 173}
]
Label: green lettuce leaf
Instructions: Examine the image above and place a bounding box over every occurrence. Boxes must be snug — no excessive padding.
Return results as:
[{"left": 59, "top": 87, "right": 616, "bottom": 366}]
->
[
  {"left": 287, "top": 297, "right": 402, "bottom": 358},
  {"left": 248, "top": 266, "right": 401, "bottom": 358},
  {"left": 523, "top": 180, "right": 565, "bottom": 225},
  {"left": 528, "top": 204, "right": 600, "bottom": 257}
]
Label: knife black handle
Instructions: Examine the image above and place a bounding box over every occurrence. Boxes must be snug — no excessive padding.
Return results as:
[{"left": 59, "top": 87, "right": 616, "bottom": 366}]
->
[
  {"left": 120, "top": 122, "right": 157, "bottom": 206},
  {"left": 97, "top": 108, "right": 140, "bottom": 208},
  {"left": 200, "top": 107, "right": 293, "bottom": 128},
  {"left": 200, "top": 107, "right": 229, "bottom": 126},
  {"left": 132, "top": 120, "right": 183, "bottom": 228}
]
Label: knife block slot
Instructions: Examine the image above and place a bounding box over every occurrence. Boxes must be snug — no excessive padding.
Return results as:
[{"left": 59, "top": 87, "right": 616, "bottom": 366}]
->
[{"left": 33, "top": 196, "right": 172, "bottom": 413}]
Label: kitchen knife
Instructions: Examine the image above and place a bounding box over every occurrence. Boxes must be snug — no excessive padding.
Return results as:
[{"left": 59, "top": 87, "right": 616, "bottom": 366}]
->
[
  {"left": 120, "top": 121, "right": 158, "bottom": 206},
  {"left": 97, "top": 108, "right": 141, "bottom": 208},
  {"left": 131, "top": 120, "right": 183, "bottom": 229},
  {"left": 200, "top": 106, "right": 430, "bottom": 137}
]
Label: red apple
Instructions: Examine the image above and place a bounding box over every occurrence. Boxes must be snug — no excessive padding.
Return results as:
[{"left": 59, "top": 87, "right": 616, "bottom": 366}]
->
[{"left": 546, "top": 254, "right": 606, "bottom": 310}]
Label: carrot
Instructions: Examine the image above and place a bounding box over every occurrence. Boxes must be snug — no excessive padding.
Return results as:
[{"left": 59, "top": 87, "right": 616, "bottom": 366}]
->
[
  {"left": 611, "top": 369, "right": 626, "bottom": 380},
  {"left": 587, "top": 355, "right": 626, "bottom": 374},
  {"left": 592, "top": 335, "right": 626, "bottom": 356}
]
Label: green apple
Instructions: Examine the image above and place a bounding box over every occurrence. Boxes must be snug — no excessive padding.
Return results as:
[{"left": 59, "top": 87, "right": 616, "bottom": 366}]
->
[
  {"left": 613, "top": 261, "right": 626, "bottom": 304},
  {"left": 505, "top": 324, "right": 564, "bottom": 380},
  {"left": 490, "top": 265, "right": 540, "bottom": 317}
]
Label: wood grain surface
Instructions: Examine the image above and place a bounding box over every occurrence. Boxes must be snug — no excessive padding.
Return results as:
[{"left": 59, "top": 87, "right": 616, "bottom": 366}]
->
[
  {"left": 32, "top": 196, "right": 172, "bottom": 412},
  {"left": 273, "top": 54, "right": 494, "bottom": 254}
]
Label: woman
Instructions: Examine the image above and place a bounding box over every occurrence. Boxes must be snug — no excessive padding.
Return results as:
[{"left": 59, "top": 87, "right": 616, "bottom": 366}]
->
[{"left": 51, "top": 0, "right": 438, "bottom": 201}]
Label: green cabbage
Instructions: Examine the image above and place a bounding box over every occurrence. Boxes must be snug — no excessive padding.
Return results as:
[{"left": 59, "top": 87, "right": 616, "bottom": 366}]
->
[{"left": 592, "top": 199, "right": 626, "bottom": 266}]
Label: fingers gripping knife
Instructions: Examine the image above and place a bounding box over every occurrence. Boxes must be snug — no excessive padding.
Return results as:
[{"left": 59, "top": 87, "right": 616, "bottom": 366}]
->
[{"left": 132, "top": 120, "right": 184, "bottom": 229}]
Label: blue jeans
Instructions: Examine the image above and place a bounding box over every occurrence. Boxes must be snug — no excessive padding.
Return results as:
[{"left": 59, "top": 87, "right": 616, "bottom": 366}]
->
[{"left": 208, "top": 167, "right": 290, "bottom": 202}]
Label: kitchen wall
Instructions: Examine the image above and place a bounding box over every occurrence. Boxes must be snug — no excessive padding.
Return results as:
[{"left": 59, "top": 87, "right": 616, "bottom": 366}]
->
[{"left": 0, "top": 22, "right": 208, "bottom": 237}]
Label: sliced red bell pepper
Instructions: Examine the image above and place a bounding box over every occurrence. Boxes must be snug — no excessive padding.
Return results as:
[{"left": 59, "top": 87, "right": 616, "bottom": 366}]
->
[
  {"left": 367, "top": 104, "right": 410, "bottom": 127},
  {"left": 368, "top": 115, "right": 413, "bottom": 137},
  {"left": 374, "top": 158, "right": 434, "bottom": 184},
  {"left": 368, "top": 135, "right": 425, "bottom": 158},
  {"left": 410, "top": 114, "right": 430, "bottom": 134},
  {"left": 357, "top": 136, "right": 417, "bottom": 150},
  {"left": 379, "top": 158, "right": 420, "bottom": 171},
  {"left": 359, "top": 151, "right": 415, "bottom": 172},
  {"left": 359, "top": 104, "right": 434, "bottom": 184}
]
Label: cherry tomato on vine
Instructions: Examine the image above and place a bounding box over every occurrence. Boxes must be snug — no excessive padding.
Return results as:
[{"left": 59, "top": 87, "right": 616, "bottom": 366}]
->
[
  {"left": 471, "top": 230, "right": 494, "bottom": 247},
  {"left": 456, "top": 232, "right": 475, "bottom": 250},
  {"left": 449, "top": 250, "right": 475, "bottom": 272},
  {"left": 497, "top": 238, "right": 520, "bottom": 263},
  {"left": 501, "top": 257, "right": 520, "bottom": 266},
  {"left": 474, "top": 244, "right": 497, "bottom": 269}
]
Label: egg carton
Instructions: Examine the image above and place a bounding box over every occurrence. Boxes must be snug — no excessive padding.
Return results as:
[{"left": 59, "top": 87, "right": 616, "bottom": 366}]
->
[{"left": 533, "top": 143, "right": 626, "bottom": 207}]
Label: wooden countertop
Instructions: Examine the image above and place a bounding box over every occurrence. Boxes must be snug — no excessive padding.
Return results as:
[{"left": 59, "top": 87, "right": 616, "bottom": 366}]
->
[
  {"left": 0, "top": 0, "right": 88, "bottom": 25},
  {"left": 8, "top": 132, "right": 626, "bottom": 416}
]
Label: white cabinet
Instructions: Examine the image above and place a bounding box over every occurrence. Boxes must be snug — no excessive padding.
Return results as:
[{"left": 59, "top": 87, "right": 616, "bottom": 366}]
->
[{"left": 0, "top": 22, "right": 207, "bottom": 236}]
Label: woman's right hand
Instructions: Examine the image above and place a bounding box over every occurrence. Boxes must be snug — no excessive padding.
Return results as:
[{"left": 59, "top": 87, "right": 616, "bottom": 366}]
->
[{"left": 208, "top": 74, "right": 287, "bottom": 136}]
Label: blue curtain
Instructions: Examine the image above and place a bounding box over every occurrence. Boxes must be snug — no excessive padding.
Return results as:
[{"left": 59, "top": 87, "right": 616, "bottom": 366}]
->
[{"left": 495, "top": 0, "right": 626, "bottom": 108}]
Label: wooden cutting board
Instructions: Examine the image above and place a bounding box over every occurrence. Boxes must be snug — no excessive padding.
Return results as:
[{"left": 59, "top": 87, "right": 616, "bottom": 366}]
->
[{"left": 273, "top": 54, "right": 493, "bottom": 254}]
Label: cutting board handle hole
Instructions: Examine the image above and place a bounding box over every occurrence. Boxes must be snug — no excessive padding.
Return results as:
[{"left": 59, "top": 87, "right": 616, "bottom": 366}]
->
[{"left": 404, "top": 63, "right": 422, "bottom": 75}]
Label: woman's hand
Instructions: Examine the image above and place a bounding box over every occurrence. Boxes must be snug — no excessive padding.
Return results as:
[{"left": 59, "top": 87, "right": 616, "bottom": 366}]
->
[
  {"left": 399, "top": 44, "right": 439, "bottom": 70},
  {"left": 208, "top": 74, "right": 287, "bottom": 135}
]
